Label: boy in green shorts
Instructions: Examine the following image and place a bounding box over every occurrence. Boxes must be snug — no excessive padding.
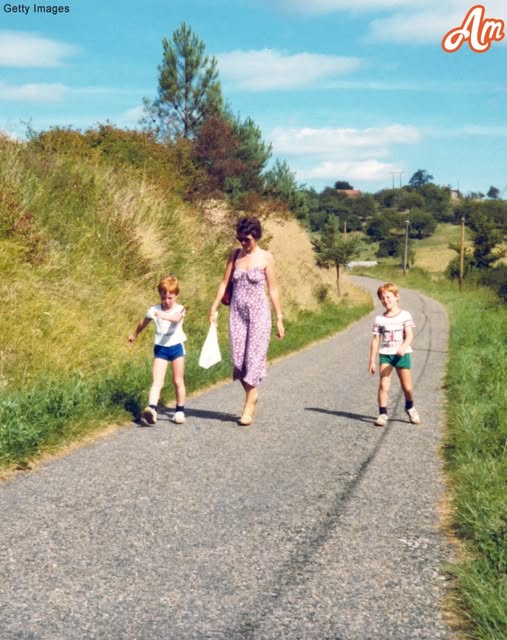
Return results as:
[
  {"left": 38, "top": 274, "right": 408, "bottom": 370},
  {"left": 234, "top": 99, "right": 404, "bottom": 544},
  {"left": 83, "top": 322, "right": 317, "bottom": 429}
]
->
[{"left": 368, "top": 282, "right": 421, "bottom": 427}]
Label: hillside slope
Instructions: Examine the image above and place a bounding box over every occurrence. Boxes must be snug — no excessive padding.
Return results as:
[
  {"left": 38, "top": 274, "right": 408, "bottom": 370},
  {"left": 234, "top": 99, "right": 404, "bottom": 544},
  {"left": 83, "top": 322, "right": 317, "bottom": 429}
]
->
[{"left": 0, "top": 136, "right": 368, "bottom": 393}]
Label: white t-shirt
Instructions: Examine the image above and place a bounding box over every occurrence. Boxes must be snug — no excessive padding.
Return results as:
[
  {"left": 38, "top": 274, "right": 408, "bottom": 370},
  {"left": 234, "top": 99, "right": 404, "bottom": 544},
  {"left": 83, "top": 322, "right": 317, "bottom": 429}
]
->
[
  {"left": 145, "top": 303, "right": 186, "bottom": 347},
  {"left": 372, "top": 309, "right": 415, "bottom": 355}
]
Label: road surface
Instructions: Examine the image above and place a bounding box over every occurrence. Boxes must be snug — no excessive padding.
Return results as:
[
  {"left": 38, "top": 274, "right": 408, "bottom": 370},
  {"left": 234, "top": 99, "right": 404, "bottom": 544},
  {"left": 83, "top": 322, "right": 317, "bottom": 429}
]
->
[{"left": 0, "top": 276, "right": 454, "bottom": 639}]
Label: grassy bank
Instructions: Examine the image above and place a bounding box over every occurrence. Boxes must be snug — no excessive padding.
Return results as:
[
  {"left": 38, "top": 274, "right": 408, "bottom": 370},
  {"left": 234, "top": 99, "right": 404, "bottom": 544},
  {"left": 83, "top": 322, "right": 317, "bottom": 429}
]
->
[
  {"left": 356, "top": 266, "right": 507, "bottom": 640},
  {"left": 0, "top": 135, "right": 372, "bottom": 469}
]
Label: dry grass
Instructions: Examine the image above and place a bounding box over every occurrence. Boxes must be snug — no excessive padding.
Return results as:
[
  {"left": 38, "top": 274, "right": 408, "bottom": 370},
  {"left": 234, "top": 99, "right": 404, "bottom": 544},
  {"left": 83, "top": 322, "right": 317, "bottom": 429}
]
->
[
  {"left": 415, "top": 223, "right": 472, "bottom": 275},
  {"left": 265, "top": 217, "right": 371, "bottom": 312}
]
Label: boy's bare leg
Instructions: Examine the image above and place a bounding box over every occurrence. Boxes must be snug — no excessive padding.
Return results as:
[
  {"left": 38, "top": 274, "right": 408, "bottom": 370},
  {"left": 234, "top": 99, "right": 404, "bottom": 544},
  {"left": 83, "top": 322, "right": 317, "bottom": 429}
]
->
[
  {"left": 171, "top": 357, "right": 186, "bottom": 407},
  {"left": 378, "top": 363, "right": 393, "bottom": 408},
  {"left": 396, "top": 367, "right": 414, "bottom": 402},
  {"left": 148, "top": 358, "right": 169, "bottom": 406}
]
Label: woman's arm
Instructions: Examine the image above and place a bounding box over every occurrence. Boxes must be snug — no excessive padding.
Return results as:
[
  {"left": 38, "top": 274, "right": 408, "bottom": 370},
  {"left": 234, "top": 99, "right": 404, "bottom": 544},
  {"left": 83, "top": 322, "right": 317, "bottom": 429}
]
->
[{"left": 264, "top": 252, "right": 285, "bottom": 339}]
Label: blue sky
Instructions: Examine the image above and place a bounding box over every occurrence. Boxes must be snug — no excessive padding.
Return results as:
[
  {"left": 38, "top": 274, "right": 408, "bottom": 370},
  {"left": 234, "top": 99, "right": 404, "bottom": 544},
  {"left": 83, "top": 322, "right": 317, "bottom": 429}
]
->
[{"left": 1, "top": 0, "right": 506, "bottom": 195}]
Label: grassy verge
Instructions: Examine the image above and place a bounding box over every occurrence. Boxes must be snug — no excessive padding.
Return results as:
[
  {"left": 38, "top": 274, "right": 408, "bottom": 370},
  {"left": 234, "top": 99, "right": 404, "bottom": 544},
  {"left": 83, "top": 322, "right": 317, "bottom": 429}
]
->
[
  {"left": 0, "top": 298, "right": 371, "bottom": 470},
  {"left": 355, "top": 266, "right": 507, "bottom": 639}
]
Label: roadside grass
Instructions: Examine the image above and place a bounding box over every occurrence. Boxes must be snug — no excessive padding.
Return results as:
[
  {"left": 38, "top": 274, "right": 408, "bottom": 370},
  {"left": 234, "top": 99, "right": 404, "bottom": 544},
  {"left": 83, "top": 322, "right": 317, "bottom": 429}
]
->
[{"left": 356, "top": 264, "right": 507, "bottom": 640}]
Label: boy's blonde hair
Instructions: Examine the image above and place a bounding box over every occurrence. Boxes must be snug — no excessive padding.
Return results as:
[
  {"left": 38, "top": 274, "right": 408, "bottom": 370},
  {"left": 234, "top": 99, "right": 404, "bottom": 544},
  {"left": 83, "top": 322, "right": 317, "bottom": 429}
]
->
[
  {"left": 377, "top": 281, "right": 399, "bottom": 299},
  {"left": 158, "top": 275, "right": 180, "bottom": 295}
]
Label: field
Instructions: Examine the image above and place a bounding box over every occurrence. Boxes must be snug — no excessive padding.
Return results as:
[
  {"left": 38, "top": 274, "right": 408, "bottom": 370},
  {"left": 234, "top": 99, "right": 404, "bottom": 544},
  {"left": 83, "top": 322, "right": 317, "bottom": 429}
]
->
[{"left": 414, "top": 223, "right": 470, "bottom": 274}]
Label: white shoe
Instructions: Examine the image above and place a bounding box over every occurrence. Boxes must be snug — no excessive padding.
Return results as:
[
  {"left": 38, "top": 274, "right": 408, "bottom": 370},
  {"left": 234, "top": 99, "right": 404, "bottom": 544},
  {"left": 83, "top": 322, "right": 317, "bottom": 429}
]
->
[
  {"left": 173, "top": 411, "right": 186, "bottom": 424},
  {"left": 374, "top": 413, "right": 388, "bottom": 427},
  {"left": 143, "top": 406, "right": 157, "bottom": 425},
  {"left": 407, "top": 407, "right": 421, "bottom": 424}
]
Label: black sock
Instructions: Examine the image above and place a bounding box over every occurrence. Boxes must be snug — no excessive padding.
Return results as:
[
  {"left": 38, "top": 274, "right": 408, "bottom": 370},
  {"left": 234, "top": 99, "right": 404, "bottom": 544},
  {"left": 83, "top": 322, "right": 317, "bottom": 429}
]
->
[
  {"left": 149, "top": 404, "right": 157, "bottom": 410},
  {"left": 405, "top": 400, "right": 414, "bottom": 411},
  {"left": 176, "top": 405, "right": 185, "bottom": 412},
  {"left": 379, "top": 407, "right": 388, "bottom": 415}
]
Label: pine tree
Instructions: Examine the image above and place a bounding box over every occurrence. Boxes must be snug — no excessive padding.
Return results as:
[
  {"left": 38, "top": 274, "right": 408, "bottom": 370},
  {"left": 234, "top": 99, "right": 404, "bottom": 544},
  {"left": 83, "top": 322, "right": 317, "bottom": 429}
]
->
[{"left": 143, "top": 23, "right": 222, "bottom": 140}]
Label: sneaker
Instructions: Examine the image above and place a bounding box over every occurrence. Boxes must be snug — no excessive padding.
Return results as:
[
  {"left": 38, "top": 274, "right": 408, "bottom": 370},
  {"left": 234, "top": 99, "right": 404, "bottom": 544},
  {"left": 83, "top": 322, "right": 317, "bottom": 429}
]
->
[
  {"left": 142, "top": 406, "right": 157, "bottom": 425},
  {"left": 406, "top": 407, "right": 421, "bottom": 424},
  {"left": 374, "top": 413, "right": 388, "bottom": 427},
  {"left": 173, "top": 411, "right": 186, "bottom": 424}
]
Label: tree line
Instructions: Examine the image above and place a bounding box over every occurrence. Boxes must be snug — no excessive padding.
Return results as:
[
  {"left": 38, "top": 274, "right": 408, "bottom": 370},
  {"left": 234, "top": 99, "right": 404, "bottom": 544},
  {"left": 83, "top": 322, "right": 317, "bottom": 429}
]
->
[{"left": 25, "top": 22, "right": 507, "bottom": 301}]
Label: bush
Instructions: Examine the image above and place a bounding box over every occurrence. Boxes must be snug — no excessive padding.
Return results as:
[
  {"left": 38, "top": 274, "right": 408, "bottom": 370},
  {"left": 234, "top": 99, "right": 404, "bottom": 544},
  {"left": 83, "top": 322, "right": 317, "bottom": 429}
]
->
[{"left": 478, "top": 265, "right": 507, "bottom": 303}]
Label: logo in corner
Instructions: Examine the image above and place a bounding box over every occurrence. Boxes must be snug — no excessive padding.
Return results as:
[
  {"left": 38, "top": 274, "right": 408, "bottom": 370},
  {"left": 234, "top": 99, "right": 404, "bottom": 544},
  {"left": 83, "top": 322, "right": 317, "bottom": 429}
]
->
[{"left": 442, "top": 4, "right": 505, "bottom": 53}]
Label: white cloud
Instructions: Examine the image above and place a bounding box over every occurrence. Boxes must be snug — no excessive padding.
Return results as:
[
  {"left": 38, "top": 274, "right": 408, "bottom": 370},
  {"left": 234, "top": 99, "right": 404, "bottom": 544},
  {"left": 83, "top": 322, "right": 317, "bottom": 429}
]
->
[
  {"left": 268, "top": 1, "right": 507, "bottom": 45},
  {"left": 0, "top": 82, "right": 69, "bottom": 101},
  {"left": 0, "top": 31, "right": 77, "bottom": 67},
  {"left": 120, "top": 106, "right": 145, "bottom": 123},
  {"left": 217, "top": 49, "right": 361, "bottom": 91},
  {"left": 270, "top": 124, "right": 421, "bottom": 155},
  {"left": 270, "top": 123, "right": 421, "bottom": 183},
  {"left": 367, "top": 1, "right": 507, "bottom": 44},
  {"left": 300, "top": 159, "right": 401, "bottom": 181}
]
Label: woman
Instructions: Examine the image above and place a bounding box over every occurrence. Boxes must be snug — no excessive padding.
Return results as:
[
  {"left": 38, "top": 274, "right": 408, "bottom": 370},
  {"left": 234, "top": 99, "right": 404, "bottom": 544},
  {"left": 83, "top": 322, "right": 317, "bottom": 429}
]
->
[{"left": 209, "top": 216, "right": 284, "bottom": 425}]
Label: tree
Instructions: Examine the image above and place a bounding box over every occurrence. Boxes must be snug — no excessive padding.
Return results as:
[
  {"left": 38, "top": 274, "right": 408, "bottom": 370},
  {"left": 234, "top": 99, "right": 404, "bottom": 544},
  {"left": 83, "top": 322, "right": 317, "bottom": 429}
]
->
[
  {"left": 191, "top": 115, "right": 243, "bottom": 193},
  {"left": 365, "top": 211, "right": 400, "bottom": 241},
  {"left": 350, "top": 194, "right": 376, "bottom": 220},
  {"left": 143, "top": 22, "right": 222, "bottom": 140},
  {"left": 468, "top": 210, "right": 506, "bottom": 269},
  {"left": 418, "top": 183, "right": 451, "bottom": 220},
  {"left": 395, "top": 189, "right": 425, "bottom": 211},
  {"left": 408, "top": 209, "right": 437, "bottom": 239},
  {"left": 334, "top": 180, "right": 353, "bottom": 190},
  {"left": 312, "top": 218, "right": 362, "bottom": 295},
  {"left": 487, "top": 185, "right": 500, "bottom": 199},
  {"left": 229, "top": 114, "right": 271, "bottom": 193},
  {"left": 408, "top": 169, "right": 434, "bottom": 188},
  {"left": 319, "top": 186, "right": 351, "bottom": 218}
]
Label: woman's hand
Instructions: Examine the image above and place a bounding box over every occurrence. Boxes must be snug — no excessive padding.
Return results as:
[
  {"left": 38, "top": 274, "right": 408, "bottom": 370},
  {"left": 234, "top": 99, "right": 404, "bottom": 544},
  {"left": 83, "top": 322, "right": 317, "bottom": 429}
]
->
[
  {"left": 209, "top": 309, "right": 218, "bottom": 325},
  {"left": 276, "top": 317, "right": 285, "bottom": 339}
]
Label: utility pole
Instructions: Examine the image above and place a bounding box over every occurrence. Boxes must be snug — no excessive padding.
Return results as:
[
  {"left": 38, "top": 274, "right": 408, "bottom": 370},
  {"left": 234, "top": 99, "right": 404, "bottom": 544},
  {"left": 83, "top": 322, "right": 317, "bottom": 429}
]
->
[
  {"left": 459, "top": 216, "right": 465, "bottom": 291},
  {"left": 403, "top": 219, "right": 409, "bottom": 276},
  {"left": 391, "top": 171, "right": 403, "bottom": 188}
]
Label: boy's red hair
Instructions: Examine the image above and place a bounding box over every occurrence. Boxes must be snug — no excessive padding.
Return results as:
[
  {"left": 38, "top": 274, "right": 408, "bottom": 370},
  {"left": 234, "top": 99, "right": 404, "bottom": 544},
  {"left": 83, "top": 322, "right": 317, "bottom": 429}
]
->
[
  {"left": 158, "top": 275, "right": 180, "bottom": 295},
  {"left": 377, "top": 282, "right": 399, "bottom": 299}
]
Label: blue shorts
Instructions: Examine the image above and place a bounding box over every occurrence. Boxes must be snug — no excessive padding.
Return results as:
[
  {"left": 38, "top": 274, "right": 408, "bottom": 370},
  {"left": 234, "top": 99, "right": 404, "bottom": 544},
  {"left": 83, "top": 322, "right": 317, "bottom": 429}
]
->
[
  {"left": 379, "top": 353, "right": 412, "bottom": 369},
  {"left": 154, "top": 343, "right": 185, "bottom": 361}
]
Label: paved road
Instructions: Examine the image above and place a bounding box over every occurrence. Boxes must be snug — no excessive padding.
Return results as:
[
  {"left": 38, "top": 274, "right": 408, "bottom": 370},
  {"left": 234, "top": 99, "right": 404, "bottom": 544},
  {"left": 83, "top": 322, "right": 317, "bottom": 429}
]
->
[{"left": 0, "top": 277, "right": 454, "bottom": 640}]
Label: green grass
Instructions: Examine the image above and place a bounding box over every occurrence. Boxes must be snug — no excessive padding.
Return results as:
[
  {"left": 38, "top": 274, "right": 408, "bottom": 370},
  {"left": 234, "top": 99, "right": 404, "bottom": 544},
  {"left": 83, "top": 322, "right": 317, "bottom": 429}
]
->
[{"left": 360, "top": 265, "right": 507, "bottom": 640}]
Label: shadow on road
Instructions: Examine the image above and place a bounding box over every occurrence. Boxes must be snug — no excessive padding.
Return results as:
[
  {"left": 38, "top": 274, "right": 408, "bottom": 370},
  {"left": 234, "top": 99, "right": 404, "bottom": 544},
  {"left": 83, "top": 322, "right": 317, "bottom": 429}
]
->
[
  {"left": 305, "top": 407, "right": 374, "bottom": 425},
  {"left": 160, "top": 407, "right": 238, "bottom": 424}
]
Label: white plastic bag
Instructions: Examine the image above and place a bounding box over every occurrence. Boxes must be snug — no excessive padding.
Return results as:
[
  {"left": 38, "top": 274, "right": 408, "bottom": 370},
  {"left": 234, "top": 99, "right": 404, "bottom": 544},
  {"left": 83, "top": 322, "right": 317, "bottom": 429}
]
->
[{"left": 198, "top": 323, "right": 222, "bottom": 369}]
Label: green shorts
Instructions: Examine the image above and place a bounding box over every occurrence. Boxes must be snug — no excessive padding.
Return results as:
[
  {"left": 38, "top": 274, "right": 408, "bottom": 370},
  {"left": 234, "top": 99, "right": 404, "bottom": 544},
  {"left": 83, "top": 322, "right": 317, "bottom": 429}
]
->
[{"left": 379, "top": 353, "right": 412, "bottom": 369}]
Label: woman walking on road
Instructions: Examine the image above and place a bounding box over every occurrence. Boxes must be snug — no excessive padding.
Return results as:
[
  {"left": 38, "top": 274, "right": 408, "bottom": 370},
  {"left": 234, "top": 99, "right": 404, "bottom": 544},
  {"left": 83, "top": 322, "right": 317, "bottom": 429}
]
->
[{"left": 209, "top": 216, "right": 284, "bottom": 426}]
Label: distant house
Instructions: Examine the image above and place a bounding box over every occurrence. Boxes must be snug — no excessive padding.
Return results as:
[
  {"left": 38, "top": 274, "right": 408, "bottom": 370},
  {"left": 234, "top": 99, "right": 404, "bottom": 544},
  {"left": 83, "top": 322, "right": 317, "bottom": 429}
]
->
[{"left": 336, "top": 189, "right": 362, "bottom": 198}]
